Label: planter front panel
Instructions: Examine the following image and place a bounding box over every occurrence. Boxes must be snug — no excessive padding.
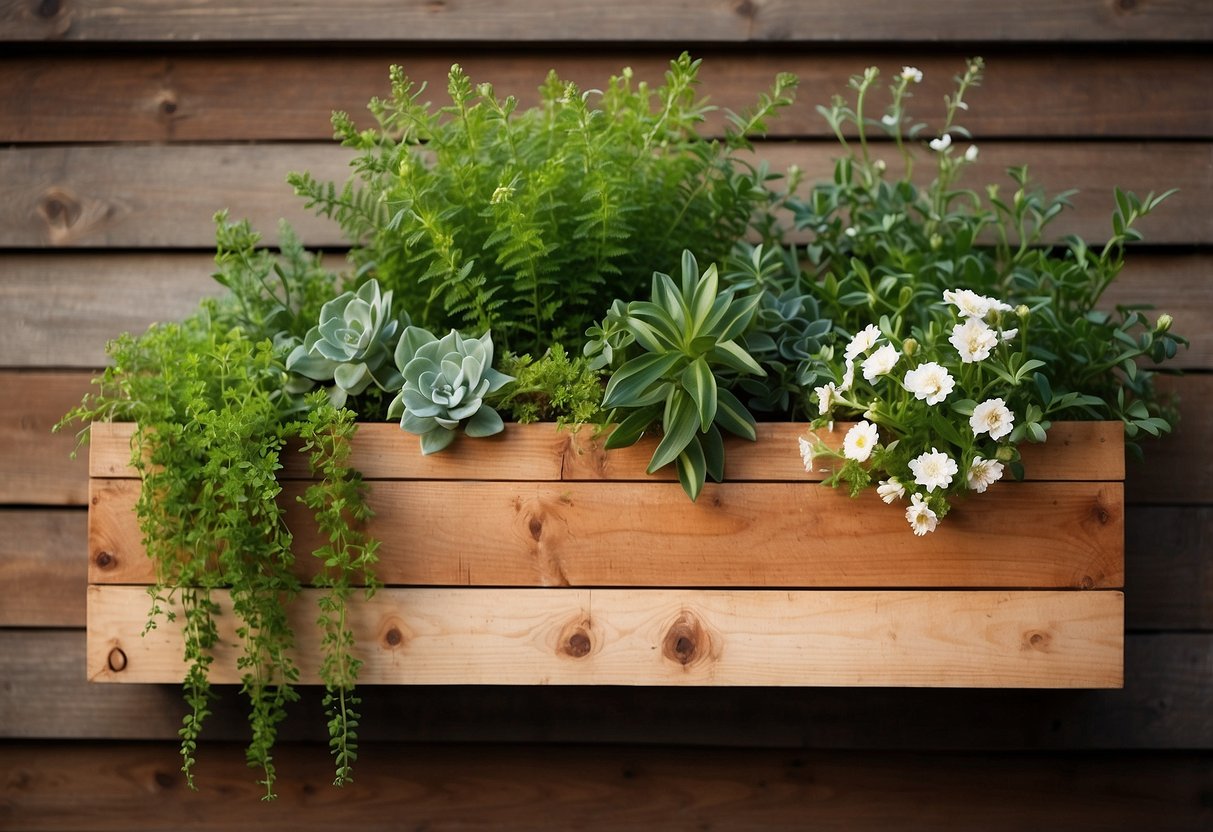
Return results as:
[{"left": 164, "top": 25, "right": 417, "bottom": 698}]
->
[
  {"left": 86, "top": 421, "right": 1125, "bottom": 688},
  {"left": 88, "top": 586, "right": 1124, "bottom": 688}
]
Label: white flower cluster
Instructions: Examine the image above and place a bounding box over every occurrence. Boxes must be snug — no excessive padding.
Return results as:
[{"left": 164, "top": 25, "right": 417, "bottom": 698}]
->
[{"left": 805, "top": 288, "right": 1020, "bottom": 535}]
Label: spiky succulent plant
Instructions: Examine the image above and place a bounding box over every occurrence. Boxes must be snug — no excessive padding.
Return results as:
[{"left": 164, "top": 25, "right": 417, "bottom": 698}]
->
[
  {"left": 286, "top": 279, "right": 403, "bottom": 407},
  {"left": 387, "top": 327, "right": 515, "bottom": 454}
]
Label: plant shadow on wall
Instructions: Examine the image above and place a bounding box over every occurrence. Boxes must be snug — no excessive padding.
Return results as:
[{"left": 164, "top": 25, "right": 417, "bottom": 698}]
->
[{"left": 58, "top": 55, "right": 1184, "bottom": 798}]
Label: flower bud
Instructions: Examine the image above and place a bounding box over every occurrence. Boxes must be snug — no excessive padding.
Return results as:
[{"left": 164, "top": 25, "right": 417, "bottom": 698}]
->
[
  {"left": 874, "top": 158, "right": 887, "bottom": 173},
  {"left": 902, "top": 338, "right": 918, "bottom": 356},
  {"left": 930, "top": 234, "right": 943, "bottom": 251},
  {"left": 1015, "top": 304, "right": 1030, "bottom": 319},
  {"left": 995, "top": 445, "right": 1016, "bottom": 462},
  {"left": 1156, "top": 313, "right": 1173, "bottom": 333}
]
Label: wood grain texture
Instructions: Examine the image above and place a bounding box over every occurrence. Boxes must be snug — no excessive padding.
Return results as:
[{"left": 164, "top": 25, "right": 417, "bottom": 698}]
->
[
  {"left": 89, "top": 476, "right": 1124, "bottom": 589},
  {"left": 1, "top": 142, "right": 1208, "bottom": 248},
  {"left": 87, "top": 420, "right": 1125, "bottom": 482},
  {"left": 5, "top": 252, "right": 1206, "bottom": 369},
  {"left": 2, "top": 0, "right": 1210, "bottom": 42},
  {"left": 3, "top": 51, "right": 1210, "bottom": 143},
  {"left": 0, "top": 371, "right": 91, "bottom": 505},
  {"left": 0, "top": 509, "right": 86, "bottom": 626},
  {"left": 2, "top": 500, "right": 1194, "bottom": 629},
  {"left": 0, "top": 630, "right": 1206, "bottom": 747},
  {"left": 1, "top": 743, "right": 1209, "bottom": 832},
  {"left": 1126, "top": 374, "right": 1213, "bottom": 505},
  {"left": 86, "top": 585, "right": 1125, "bottom": 688}
]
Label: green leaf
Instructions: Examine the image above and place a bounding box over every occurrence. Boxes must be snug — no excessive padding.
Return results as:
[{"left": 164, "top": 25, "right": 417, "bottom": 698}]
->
[
  {"left": 701, "top": 423, "right": 725, "bottom": 482},
  {"left": 688, "top": 263, "right": 720, "bottom": 332},
  {"left": 680, "top": 357, "right": 718, "bottom": 432},
  {"left": 647, "top": 389, "right": 700, "bottom": 473},
  {"left": 602, "top": 352, "right": 683, "bottom": 409},
  {"left": 603, "top": 406, "right": 659, "bottom": 450},
  {"left": 717, "top": 292, "right": 763, "bottom": 342},
  {"left": 675, "top": 438, "right": 707, "bottom": 502},
  {"left": 710, "top": 340, "right": 765, "bottom": 377},
  {"left": 713, "top": 387, "right": 757, "bottom": 441}
]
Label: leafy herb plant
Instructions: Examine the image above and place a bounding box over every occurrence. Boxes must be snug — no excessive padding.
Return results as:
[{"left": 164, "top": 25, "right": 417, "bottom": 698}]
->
[{"left": 289, "top": 53, "right": 796, "bottom": 357}]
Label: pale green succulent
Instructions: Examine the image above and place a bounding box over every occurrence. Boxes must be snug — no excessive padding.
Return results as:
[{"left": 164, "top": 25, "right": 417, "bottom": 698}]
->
[
  {"left": 387, "top": 327, "right": 514, "bottom": 454},
  {"left": 286, "top": 279, "right": 403, "bottom": 407}
]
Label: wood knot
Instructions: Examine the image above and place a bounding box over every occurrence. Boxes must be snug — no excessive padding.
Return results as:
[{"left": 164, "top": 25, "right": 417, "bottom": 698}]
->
[
  {"left": 94, "top": 551, "right": 115, "bottom": 569},
  {"left": 107, "top": 647, "right": 127, "bottom": 672},
  {"left": 37, "top": 187, "right": 82, "bottom": 232},
  {"left": 1115, "top": 0, "right": 1137, "bottom": 11},
  {"left": 152, "top": 770, "right": 175, "bottom": 790},
  {"left": 1092, "top": 502, "right": 1112, "bottom": 525},
  {"left": 662, "top": 611, "right": 711, "bottom": 667},
  {"left": 733, "top": 0, "right": 757, "bottom": 18},
  {"left": 380, "top": 617, "right": 411, "bottom": 650},
  {"left": 1079, "top": 574, "right": 1095, "bottom": 590},
  {"left": 558, "top": 617, "right": 594, "bottom": 659},
  {"left": 35, "top": 0, "right": 61, "bottom": 17},
  {"left": 158, "top": 93, "right": 179, "bottom": 116},
  {"left": 1024, "top": 630, "right": 1052, "bottom": 652},
  {"left": 528, "top": 516, "right": 544, "bottom": 541}
]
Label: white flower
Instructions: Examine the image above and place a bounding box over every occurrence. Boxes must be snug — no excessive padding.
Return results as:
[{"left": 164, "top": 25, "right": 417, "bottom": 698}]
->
[
  {"left": 949, "top": 317, "right": 999, "bottom": 363},
  {"left": 845, "top": 324, "right": 882, "bottom": 360},
  {"left": 967, "top": 457, "right": 1005, "bottom": 493},
  {"left": 814, "top": 382, "right": 837, "bottom": 416},
  {"left": 901, "top": 66, "right": 923, "bottom": 83},
  {"left": 845, "top": 226, "right": 858, "bottom": 238},
  {"left": 964, "top": 144, "right": 979, "bottom": 162},
  {"left": 881, "top": 113, "right": 898, "bottom": 127},
  {"left": 877, "top": 478, "right": 906, "bottom": 504},
  {"left": 840, "top": 358, "right": 856, "bottom": 392},
  {"left": 903, "top": 362, "right": 955, "bottom": 406},
  {"left": 970, "top": 398, "right": 1015, "bottom": 441},
  {"left": 908, "top": 448, "right": 957, "bottom": 492},
  {"left": 798, "top": 437, "right": 815, "bottom": 472},
  {"left": 943, "top": 288, "right": 1005, "bottom": 319},
  {"left": 929, "top": 133, "right": 952, "bottom": 152},
  {"left": 861, "top": 343, "right": 900, "bottom": 382},
  {"left": 843, "top": 421, "right": 880, "bottom": 463},
  {"left": 1000, "top": 327, "right": 1018, "bottom": 342},
  {"left": 905, "top": 493, "right": 938, "bottom": 536}
]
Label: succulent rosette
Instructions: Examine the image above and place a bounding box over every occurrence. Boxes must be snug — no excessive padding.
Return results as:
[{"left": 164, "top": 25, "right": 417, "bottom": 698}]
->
[
  {"left": 286, "top": 279, "right": 403, "bottom": 407},
  {"left": 387, "top": 326, "right": 515, "bottom": 454}
]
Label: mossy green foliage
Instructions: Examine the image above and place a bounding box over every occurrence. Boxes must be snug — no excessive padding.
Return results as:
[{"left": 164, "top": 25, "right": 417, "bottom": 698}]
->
[
  {"left": 495, "top": 344, "right": 606, "bottom": 427},
  {"left": 59, "top": 218, "right": 375, "bottom": 797},
  {"left": 289, "top": 53, "right": 796, "bottom": 358}
]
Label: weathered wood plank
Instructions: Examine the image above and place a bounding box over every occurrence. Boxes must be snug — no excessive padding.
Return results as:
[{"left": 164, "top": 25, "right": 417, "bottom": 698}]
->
[
  {"left": 89, "top": 476, "right": 1123, "bottom": 589},
  {"left": 3, "top": 51, "right": 1210, "bottom": 143},
  {"left": 1, "top": 142, "right": 1208, "bottom": 248},
  {"left": 1, "top": 743, "right": 1209, "bottom": 832},
  {"left": 6, "top": 251, "right": 1204, "bottom": 370},
  {"left": 1, "top": 630, "right": 1206, "bottom": 747},
  {"left": 0, "top": 370, "right": 91, "bottom": 505},
  {"left": 1126, "top": 374, "right": 1213, "bottom": 505},
  {"left": 1126, "top": 506, "right": 1213, "bottom": 631},
  {"left": 87, "top": 420, "right": 1124, "bottom": 483},
  {"left": 86, "top": 585, "right": 1124, "bottom": 688},
  {"left": 0, "top": 509, "right": 86, "bottom": 627},
  {"left": 3, "top": 0, "right": 1209, "bottom": 42}
]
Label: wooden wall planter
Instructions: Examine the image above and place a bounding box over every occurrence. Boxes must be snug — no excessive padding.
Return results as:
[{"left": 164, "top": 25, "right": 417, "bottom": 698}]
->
[{"left": 86, "top": 421, "right": 1125, "bottom": 689}]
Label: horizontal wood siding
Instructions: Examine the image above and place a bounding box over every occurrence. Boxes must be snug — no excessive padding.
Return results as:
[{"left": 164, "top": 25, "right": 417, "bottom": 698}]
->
[{"left": 2, "top": 1, "right": 1210, "bottom": 824}]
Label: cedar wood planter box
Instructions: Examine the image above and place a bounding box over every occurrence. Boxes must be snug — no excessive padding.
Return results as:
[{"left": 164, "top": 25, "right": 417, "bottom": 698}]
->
[{"left": 86, "top": 421, "right": 1125, "bottom": 689}]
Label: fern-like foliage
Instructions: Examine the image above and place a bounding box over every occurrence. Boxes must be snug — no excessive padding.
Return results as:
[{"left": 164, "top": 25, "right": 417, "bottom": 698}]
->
[{"left": 289, "top": 54, "right": 797, "bottom": 357}]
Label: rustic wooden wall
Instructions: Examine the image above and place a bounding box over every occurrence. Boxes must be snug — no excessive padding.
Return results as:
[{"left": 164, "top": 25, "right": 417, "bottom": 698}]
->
[{"left": 2, "top": 2, "right": 1212, "bottom": 828}]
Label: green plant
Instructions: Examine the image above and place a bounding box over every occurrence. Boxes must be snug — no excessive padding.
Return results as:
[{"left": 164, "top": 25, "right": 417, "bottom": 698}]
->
[
  {"left": 495, "top": 344, "right": 605, "bottom": 426},
  {"left": 286, "top": 278, "right": 405, "bottom": 408},
  {"left": 57, "top": 225, "right": 377, "bottom": 797},
  {"left": 289, "top": 54, "right": 796, "bottom": 357},
  {"left": 387, "top": 326, "right": 515, "bottom": 453},
  {"left": 596, "top": 250, "right": 766, "bottom": 500},
  {"left": 792, "top": 59, "right": 1186, "bottom": 531}
]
